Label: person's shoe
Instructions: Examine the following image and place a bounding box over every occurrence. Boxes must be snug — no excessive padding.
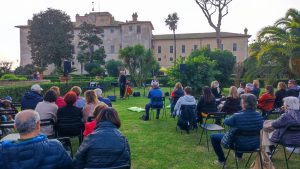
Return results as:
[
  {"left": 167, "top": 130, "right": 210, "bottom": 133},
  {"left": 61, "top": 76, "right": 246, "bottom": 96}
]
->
[
  {"left": 213, "top": 160, "right": 227, "bottom": 168},
  {"left": 156, "top": 116, "right": 159, "bottom": 120}
]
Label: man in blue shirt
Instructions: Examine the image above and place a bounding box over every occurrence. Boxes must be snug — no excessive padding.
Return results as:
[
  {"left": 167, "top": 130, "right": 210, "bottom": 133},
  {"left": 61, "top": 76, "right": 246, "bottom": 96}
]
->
[{"left": 141, "top": 82, "right": 163, "bottom": 121}]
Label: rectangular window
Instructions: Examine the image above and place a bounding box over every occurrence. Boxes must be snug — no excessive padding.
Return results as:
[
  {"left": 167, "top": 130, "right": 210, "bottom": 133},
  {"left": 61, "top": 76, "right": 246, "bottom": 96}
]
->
[
  {"left": 137, "top": 25, "right": 141, "bottom": 34},
  {"left": 158, "top": 46, "right": 161, "bottom": 53},
  {"left": 194, "top": 45, "right": 198, "bottom": 50},
  {"left": 182, "top": 45, "right": 186, "bottom": 53},
  {"left": 170, "top": 45, "right": 173, "bottom": 53},
  {"left": 110, "top": 28, "right": 114, "bottom": 33},
  {"left": 170, "top": 57, "right": 173, "bottom": 61},
  {"left": 129, "top": 26, "right": 133, "bottom": 31},
  {"left": 158, "top": 58, "right": 161, "bottom": 61},
  {"left": 110, "top": 45, "right": 115, "bottom": 53},
  {"left": 207, "top": 44, "right": 211, "bottom": 50},
  {"left": 221, "top": 44, "right": 224, "bottom": 51},
  {"left": 233, "top": 43, "right": 237, "bottom": 51}
]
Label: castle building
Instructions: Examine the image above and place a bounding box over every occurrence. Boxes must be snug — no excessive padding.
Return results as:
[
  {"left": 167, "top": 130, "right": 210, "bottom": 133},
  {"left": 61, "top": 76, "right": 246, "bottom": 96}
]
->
[{"left": 16, "top": 12, "right": 250, "bottom": 74}]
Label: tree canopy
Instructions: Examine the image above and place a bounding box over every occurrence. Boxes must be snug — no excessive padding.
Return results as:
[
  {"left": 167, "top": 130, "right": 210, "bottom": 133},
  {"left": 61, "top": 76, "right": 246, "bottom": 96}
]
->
[
  {"left": 105, "top": 59, "right": 124, "bottom": 77},
  {"left": 28, "top": 8, "right": 74, "bottom": 68},
  {"left": 165, "top": 12, "right": 179, "bottom": 64}
]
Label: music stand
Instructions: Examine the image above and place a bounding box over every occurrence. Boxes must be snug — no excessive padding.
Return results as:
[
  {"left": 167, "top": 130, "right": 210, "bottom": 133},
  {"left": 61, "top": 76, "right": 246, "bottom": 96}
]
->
[{"left": 111, "top": 82, "right": 118, "bottom": 96}]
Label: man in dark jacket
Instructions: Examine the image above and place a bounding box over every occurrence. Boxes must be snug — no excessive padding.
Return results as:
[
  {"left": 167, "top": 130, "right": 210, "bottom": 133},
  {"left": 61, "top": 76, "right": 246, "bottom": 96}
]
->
[
  {"left": 141, "top": 82, "right": 163, "bottom": 121},
  {"left": 118, "top": 71, "right": 127, "bottom": 99},
  {"left": 21, "top": 84, "right": 43, "bottom": 110},
  {"left": 0, "top": 110, "right": 73, "bottom": 169},
  {"left": 210, "top": 94, "right": 264, "bottom": 167},
  {"left": 287, "top": 79, "right": 300, "bottom": 97}
]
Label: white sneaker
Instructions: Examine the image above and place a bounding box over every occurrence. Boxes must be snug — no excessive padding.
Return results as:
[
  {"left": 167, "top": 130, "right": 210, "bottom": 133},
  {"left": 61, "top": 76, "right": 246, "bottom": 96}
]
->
[
  {"left": 213, "top": 160, "right": 227, "bottom": 168},
  {"left": 286, "top": 147, "right": 300, "bottom": 154}
]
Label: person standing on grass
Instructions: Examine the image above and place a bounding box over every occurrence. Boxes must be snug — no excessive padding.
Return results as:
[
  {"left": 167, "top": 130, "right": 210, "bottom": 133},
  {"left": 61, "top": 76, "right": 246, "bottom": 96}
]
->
[
  {"left": 0, "top": 110, "right": 73, "bottom": 169},
  {"left": 210, "top": 94, "right": 263, "bottom": 167},
  {"left": 118, "top": 70, "right": 127, "bottom": 99}
]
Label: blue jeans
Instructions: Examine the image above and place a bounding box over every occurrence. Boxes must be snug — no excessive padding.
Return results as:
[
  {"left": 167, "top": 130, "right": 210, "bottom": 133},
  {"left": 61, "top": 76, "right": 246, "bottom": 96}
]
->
[
  {"left": 210, "top": 133, "right": 242, "bottom": 162},
  {"left": 145, "top": 103, "right": 161, "bottom": 120}
]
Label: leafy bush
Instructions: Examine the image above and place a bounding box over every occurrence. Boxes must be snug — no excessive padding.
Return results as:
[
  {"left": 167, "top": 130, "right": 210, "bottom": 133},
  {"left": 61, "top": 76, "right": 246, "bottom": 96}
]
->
[
  {"left": 84, "top": 63, "right": 104, "bottom": 76},
  {"left": 14, "top": 64, "right": 38, "bottom": 75},
  {"left": 105, "top": 59, "right": 124, "bottom": 77},
  {"left": 0, "top": 74, "right": 27, "bottom": 81},
  {"left": 0, "top": 78, "right": 116, "bottom": 102}
]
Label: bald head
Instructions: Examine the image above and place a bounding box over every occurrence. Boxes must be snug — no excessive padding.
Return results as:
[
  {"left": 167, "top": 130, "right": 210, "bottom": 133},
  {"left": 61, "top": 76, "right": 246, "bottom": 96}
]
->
[{"left": 15, "top": 110, "right": 40, "bottom": 135}]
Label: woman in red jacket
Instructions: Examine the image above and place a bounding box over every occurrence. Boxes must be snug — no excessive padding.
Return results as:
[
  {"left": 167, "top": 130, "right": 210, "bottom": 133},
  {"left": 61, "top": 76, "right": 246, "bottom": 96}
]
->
[{"left": 258, "top": 85, "right": 276, "bottom": 118}]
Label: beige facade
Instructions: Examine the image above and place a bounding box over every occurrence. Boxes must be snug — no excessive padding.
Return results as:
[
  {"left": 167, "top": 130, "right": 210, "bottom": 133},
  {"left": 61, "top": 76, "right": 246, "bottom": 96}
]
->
[
  {"left": 16, "top": 12, "right": 250, "bottom": 74},
  {"left": 153, "top": 32, "right": 250, "bottom": 68}
]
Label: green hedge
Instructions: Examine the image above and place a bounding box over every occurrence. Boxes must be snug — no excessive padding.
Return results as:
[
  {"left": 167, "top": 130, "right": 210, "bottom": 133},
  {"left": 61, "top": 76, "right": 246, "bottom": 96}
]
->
[{"left": 0, "top": 78, "right": 115, "bottom": 102}]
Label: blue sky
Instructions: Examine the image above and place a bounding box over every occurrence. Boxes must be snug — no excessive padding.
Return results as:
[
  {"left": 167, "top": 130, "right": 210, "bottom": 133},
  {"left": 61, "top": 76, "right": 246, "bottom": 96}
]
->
[{"left": 0, "top": 0, "right": 299, "bottom": 68}]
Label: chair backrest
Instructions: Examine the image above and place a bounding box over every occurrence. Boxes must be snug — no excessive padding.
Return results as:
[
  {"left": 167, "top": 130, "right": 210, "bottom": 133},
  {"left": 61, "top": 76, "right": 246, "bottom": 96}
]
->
[
  {"left": 40, "top": 119, "right": 55, "bottom": 126},
  {"left": 0, "top": 121, "right": 15, "bottom": 129},
  {"left": 206, "top": 112, "right": 226, "bottom": 120},
  {"left": 151, "top": 97, "right": 164, "bottom": 108},
  {"left": 232, "top": 129, "right": 261, "bottom": 150},
  {"left": 178, "top": 105, "right": 197, "bottom": 131},
  {"left": 56, "top": 118, "right": 84, "bottom": 137},
  {"left": 0, "top": 109, "right": 18, "bottom": 116}
]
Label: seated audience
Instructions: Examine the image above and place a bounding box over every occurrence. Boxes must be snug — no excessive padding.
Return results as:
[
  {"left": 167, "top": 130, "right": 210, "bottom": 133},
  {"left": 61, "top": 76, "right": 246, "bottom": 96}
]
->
[
  {"left": 151, "top": 75, "right": 159, "bottom": 87},
  {"left": 211, "top": 80, "right": 222, "bottom": 99},
  {"left": 0, "top": 99, "right": 14, "bottom": 122},
  {"left": 83, "top": 90, "right": 100, "bottom": 122},
  {"left": 0, "top": 110, "right": 73, "bottom": 169},
  {"left": 237, "top": 81, "right": 246, "bottom": 96},
  {"left": 73, "top": 108, "right": 131, "bottom": 169},
  {"left": 210, "top": 94, "right": 263, "bottom": 166},
  {"left": 94, "top": 88, "right": 112, "bottom": 107},
  {"left": 71, "top": 86, "right": 86, "bottom": 109},
  {"left": 252, "top": 80, "right": 261, "bottom": 98},
  {"left": 220, "top": 86, "right": 242, "bottom": 115},
  {"left": 274, "top": 82, "right": 287, "bottom": 108},
  {"left": 21, "top": 84, "right": 43, "bottom": 110},
  {"left": 262, "top": 96, "right": 300, "bottom": 156},
  {"left": 244, "top": 83, "right": 254, "bottom": 94},
  {"left": 50, "top": 86, "right": 66, "bottom": 108},
  {"left": 258, "top": 85, "right": 276, "bottom": 118},
  {"left": 174, "top": 86, "right": 196, "bottom": 116},
  {"left": 197, "top": 86, "right": 218, "bottom": 124},
  {"left": 83, "top": 103, "right": 108, "bottom": 138},
  {"left": 287, "top": 79, "right": 300, "bottom": 97},
  {"left": 141, "top": 82, "right": 163, "bottom": 121},
  {"left": 170, "top": 82, "right": 184, "bottom": 116},
  {"left": 57, "top": 91, "right": 83, "bottom": 126},
  {"left": 35, "top": 90, "right": 58, "bottom": 136}
]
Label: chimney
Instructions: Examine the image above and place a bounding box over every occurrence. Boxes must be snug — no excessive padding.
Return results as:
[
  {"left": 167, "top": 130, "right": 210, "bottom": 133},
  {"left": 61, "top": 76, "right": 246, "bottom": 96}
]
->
[
  {"left": 132, "top": 12, "right": 138, "bottom": 22},
  {"left": 244, "top": 27, "right": 248, "bottom": 35},
  {"left": 27, "top": 20, "right": 32, "bottom": 25}
]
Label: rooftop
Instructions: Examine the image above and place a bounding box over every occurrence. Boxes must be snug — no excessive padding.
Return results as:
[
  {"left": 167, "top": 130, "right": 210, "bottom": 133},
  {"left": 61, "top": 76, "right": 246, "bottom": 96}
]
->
[{"left": 153, "top": 32, "right": 251, "bottom": 40}]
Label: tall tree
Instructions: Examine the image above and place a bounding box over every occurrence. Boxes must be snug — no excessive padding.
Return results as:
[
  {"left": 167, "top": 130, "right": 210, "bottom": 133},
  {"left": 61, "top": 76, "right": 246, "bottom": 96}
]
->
[
  {"left": 0, "top": 61, "right": 12, "bottom": 74},
  {"left": 119, "top": 45, "right": 158, "bottom": 86},
  {"left": 77, "top": 22, "right": 106, "bottom": 64},
  {"left": 28, "top": 8, "right": 74, "bottom": 68},
  {"left": 165, "top": 13, "right": 179, "bottom": 65},
  {"left": 255, "top": 8, "right": 300, "bottom": 79},
  {"left": 194, "top": 0, "right": 232, "bottom": 49}
]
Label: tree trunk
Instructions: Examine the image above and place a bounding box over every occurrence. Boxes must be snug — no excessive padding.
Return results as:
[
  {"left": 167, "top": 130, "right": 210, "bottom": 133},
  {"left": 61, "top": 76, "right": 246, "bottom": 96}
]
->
[
  {"left": 216, "top": 28, "right": 222, "bottom": 49},
  {"left": 173, "top": 30, "right": 177, "bottom": 65},
  {"left": 80, "top": 63, "right": 83, "bottom": 74}
]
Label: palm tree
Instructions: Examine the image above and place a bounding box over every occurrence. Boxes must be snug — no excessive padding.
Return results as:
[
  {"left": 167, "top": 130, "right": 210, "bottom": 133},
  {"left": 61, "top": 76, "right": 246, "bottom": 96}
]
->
[
  {"left": 256, "top": 8, "right": 300, "bottom": 79},
  {"left": 165, "top": 13, "right": 179, "bottom": 65}
]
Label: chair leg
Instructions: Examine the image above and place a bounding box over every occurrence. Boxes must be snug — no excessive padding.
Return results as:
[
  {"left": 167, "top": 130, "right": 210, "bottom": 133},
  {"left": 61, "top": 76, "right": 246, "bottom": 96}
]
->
[
  {"left": 199, "top": 128, "right": 205, "bottom": 144},
  {"left": 287, "top": 147, "right": 296, "bottom": 161},
  {"left": 235, "top": 154, "right": 239, "bottom": 169},
  {"left": 223, "top": 149, "right": 231, "bottom": 169},
  {"left": 245, "top": 152, "right": 253, "bottom": 167},
  {"left": 205, "top": 129, "right": 209, "bottom": 151},
  {"left": 258, "top": 151, "right": 263, "bottom": 169},
  {"left": 270, "top": 144, "right": 279, "bottom": 160},
  {"left": 283, "top": 145, "right": 289, "bottom": 169}
]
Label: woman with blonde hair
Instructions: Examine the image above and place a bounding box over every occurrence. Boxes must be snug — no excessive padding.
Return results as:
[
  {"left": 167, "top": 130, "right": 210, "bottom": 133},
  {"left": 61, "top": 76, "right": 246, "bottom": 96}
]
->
[
  {"left": 71, "top": 86, "right": 86, "bottom": 109},
  {"left": 83, "top": 90, "right": 100, "bottom": 122},
  {"left": 274, "top": 81, "right": 287, "bottom": 108},
  {"left": 252, "top": 80, "right": 260, "bottom": 98},
  {"left": 220, "top": 86, "right": 242, "bottom": 114},
  {"left": 170, "top": 82, "right": 184, "bottom": 116},
  {"left": 211, "top": 80, "right": 222, "bottom": 99},
  {"left": 50, "top": 86, "right": 66, "bottom": 108}
]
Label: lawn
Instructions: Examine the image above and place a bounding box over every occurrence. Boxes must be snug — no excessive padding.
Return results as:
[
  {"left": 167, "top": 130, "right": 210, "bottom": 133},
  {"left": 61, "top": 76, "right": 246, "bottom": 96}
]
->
[{"left": 73, "top": 87, "right": 299, "bottom": 169}]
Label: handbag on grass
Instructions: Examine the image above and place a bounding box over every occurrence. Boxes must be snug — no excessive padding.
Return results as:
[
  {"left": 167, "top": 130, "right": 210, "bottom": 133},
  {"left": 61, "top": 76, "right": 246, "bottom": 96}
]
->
[{"left": 250, "top": 151, "right": 275, "bottom": 169}]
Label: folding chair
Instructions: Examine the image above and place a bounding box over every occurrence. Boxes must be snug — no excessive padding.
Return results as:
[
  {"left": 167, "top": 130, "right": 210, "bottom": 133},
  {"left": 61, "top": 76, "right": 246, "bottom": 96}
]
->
[
  {"left": 0, "top": 109, "right": 18, "bottom": 119},
  {"left": 57, "top": 137, "right": 74, "bottom": 157},
  {"left": 40, "top": 119, "right": 56, "bottom": 138},
  {"left": 56, "top": 118, "right": 84, "bottom": 144},
  {"left": 222, "top": 130, "right": 263, "bottom": 169},
  {"left": 270, "top": 125, "right": 300, "bottom": 169},
  {"left": 176, "top": 104, "right": 197, "bottom": 134},
  {"left": 0, "top": 121, "right": 15, "bottom": 138},
  {"left": 149, "top": 97, "right": 167, "bottom": 120},
  {"left": 199, "top": 112, "right": 226, "bottom": 151}
]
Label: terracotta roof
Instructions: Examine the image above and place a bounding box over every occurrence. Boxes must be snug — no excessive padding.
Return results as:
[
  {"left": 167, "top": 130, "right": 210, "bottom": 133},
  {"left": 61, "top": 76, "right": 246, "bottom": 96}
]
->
[{"left": 153, "top": 32, "right": 251, "bottom": 40}]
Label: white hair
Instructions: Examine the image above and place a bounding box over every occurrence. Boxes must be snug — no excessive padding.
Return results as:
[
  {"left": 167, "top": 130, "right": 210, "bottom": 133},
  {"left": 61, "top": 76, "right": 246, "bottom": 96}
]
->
[
  {"left": 94, "top": 88, "right": 102, "bottom": 98},
  {"left": 283, "top": 96, "right": 300, "bottom": 110}
]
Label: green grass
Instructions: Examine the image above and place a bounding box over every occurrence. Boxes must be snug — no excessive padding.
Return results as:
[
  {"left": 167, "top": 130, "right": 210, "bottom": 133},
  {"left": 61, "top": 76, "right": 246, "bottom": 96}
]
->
[{"left": 72, "top": 87, "right": 299, "bottom": 169}]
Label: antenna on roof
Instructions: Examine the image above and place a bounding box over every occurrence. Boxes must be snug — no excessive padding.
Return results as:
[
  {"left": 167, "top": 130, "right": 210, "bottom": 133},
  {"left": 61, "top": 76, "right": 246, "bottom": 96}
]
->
[{"left": 92, "top": 1, "right": 95, "bottom": 12}]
